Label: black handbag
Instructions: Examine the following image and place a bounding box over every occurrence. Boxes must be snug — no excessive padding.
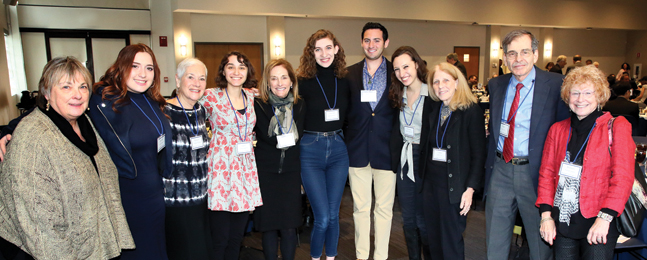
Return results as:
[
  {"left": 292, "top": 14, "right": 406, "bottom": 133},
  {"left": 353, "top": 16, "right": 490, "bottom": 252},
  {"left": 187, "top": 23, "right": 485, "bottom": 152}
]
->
[{"left": 608, "top": 117, "right": 647, "bottom": 237}]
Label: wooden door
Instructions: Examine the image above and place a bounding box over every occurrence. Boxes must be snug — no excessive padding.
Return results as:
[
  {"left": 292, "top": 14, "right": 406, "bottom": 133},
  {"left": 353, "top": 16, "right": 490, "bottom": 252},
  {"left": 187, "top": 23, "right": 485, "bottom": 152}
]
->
[
  {"left": 194, "top": 43, "right": 263, "bottom": 88},
  {"left": 454, "top": 46, "right": 480, "bottom": 80}
]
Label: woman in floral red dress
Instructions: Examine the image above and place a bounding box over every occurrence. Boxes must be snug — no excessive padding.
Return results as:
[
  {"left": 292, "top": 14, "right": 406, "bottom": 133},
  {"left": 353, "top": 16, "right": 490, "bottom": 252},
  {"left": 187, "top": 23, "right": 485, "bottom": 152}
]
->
[{"left": 200, "top": 51, "right": 262, "bottom": 260}]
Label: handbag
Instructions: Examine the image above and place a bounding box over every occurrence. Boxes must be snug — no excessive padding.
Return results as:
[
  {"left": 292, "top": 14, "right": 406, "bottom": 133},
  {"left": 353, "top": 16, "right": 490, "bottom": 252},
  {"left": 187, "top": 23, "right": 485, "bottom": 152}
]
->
[{"left": 608, "top": 117, "right": 647, "bottom": 237}]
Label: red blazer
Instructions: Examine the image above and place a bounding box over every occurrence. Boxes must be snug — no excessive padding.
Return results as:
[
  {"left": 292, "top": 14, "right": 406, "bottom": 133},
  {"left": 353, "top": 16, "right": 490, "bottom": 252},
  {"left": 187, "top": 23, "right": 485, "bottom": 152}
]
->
[{"left": 535, "top": 112, "right": 634, "bottom": 218}]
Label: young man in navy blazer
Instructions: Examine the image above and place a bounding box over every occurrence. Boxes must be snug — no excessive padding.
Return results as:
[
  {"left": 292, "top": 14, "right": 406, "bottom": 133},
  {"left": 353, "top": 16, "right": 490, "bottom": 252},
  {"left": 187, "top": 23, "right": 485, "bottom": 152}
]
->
[
  {"left": 484, "top": 29, "right": 570, "bottom": 260},
  {"left": 344, "top": 22, "right": 396, "bottom": 260}
]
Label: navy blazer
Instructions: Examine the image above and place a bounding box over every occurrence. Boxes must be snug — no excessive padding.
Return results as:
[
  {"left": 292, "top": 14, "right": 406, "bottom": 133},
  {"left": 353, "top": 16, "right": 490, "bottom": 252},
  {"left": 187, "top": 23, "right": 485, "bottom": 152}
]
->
[
  {"left": 344, "top": 58, "right": 397, "bottom": 170},
  {"left": 484, "top": 66, "right": 569, "bottom": 195},
  {"left": 88, "top": 87, "right": 173, "bottom": 179}
]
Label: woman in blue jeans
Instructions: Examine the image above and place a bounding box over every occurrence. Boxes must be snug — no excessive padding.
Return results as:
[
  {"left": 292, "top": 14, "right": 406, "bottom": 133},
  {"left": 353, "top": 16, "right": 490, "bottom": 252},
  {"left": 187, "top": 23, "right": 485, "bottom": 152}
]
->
[{"left": 296, "top": 29, "right": 350, "bottom": 260}]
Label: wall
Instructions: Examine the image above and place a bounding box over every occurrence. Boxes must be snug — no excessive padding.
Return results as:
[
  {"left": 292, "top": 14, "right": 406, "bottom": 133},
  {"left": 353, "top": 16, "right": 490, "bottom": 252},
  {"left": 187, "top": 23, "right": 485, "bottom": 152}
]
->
[
  {"left": 626, "top": 30, "right": 647, "bottom": 79},
  {"left": 17, "top": 5, "right": 151, "bottom": 30},
  {"left": 19, "top": 0, "right": 149, "bottom": 9},
  {"left": 175, "top": 0, "right": 647, "bottom": 30},
  {"left": 0, "top": 6, "right": 18, "bottom": 124},
  {"left": 552, "top": 29, "right": 627, "bottom": 76}
]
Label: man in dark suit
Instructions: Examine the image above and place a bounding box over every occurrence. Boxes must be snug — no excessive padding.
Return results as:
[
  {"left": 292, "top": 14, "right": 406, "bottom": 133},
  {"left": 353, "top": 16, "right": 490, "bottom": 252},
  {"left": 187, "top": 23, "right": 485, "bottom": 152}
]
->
[
  {"left": 603, "top": 82, "right": 640, "bottom": 119},
  {"left": 565, "top": 54, "right": 584, "bottom": 75},
  {"left": 446, "top": 53, "right": 468, "bottom": 78},
  {"left": 344, "top": 22, "right": 396, "bottom": 260},
  {"left": 549, "top": 55, "right": 567, "bottom": 74},
  {"left": 484, "top": 30, "right": 570, "bottom": 260}
]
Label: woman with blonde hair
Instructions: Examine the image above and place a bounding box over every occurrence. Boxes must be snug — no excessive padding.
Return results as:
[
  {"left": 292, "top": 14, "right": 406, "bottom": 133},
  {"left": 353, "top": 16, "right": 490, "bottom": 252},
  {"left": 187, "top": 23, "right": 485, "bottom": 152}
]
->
[
  {"left": 420, "top": 62, "right": 486, "bottom": 259},
  {"left": 297, "top": 29, "right": 349, "bottom": 260},
  {"left": 253, "top": 59, "right": 306, "bottom": 260}
]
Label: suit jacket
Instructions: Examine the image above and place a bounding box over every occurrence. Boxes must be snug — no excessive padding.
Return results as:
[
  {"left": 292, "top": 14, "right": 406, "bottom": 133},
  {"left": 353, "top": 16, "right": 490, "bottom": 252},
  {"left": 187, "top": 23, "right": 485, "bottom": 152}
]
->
[
  {"left": 565, "top": 62, "right": 584, "bottom": 75},
  {"left": 455, "top": 60, "right": 468, "bottom": 79},
  {"left": 419, "top": 103, "right": 487, "bottom": 204},
  {"left": 603, "top": 96, "right": 640, "bottom": 119},
  {"left": 389, "top": 96, "right": 435, "bottom": 174},
  {"left": 549, "top": 63, "right": 563, "bottom": 74},
  {"left": 345, "top": 58, "right": 397, "bottom": 170},
  {"left": 484, "top": 66, "right": 570, "bottom": 195}
]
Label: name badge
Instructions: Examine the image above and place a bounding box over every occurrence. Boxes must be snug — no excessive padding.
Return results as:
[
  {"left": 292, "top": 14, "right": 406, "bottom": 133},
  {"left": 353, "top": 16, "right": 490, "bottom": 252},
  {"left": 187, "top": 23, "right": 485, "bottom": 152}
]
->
[
  {"left": 190, "top": 136, "right": 206, "bottom": 150},
  {"left": 157, "top": 134, "right": 166, "bottom": 153},
  {"left": 361, "top": 90, "right": 378, "bottom": 102},
  {"left": 432, "top": 148, "right": 447, "bottom": 162},
  {"left": 236, "top": 141, "right": 253, "bottom": 155},
  {"left": 500, "top": 122, "right": 510, "bottom": 137},
  {"left": 276, "top": 133, "right": 296, "bottom": 149},
  {"left": 324, "top": 109, "right": 340, "bottom": 122},
  {"left": 404, "top": 126, "right": 415, "bottom": 138},
  {"left": 559, "top": 161, "right": 582, "bottom": 179}
]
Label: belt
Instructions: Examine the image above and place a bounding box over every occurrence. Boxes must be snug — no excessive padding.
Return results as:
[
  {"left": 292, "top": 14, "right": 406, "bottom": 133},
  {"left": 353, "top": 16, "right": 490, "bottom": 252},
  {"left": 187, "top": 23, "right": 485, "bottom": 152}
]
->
[
  {"left": 304, "top": 129, "right": 342, "bottom": 136},
  {"left": 496, "top": 151, "right": 529, "bottom": 165}
]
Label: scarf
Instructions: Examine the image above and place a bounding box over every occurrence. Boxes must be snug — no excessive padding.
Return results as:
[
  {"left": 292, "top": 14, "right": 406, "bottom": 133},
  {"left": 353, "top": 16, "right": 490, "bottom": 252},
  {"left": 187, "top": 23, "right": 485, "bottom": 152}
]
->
[
  {"left": 41, "top": 107, "right": 100, "bottom": 174},
  {"left": 268, "top": 92, "right": 298, "bottom": 146}
]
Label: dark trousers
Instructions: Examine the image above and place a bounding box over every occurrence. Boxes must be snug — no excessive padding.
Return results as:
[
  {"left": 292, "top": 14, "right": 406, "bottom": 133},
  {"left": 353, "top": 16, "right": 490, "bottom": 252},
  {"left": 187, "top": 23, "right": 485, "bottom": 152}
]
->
[
  {"left": 553, "top": 226, "right": 619, "bottom": 260},
  {"left": 397, "top": 144, "right": 431, "bottom": 260},
  {"left": 261, "top": 229, "right": 297, "bottom": 260},
  {"left": 209, "top": 211, "right": 249, "bottom": 260},
  {"left": 424, "top": 159, "right": 467, "bottom": 260}
]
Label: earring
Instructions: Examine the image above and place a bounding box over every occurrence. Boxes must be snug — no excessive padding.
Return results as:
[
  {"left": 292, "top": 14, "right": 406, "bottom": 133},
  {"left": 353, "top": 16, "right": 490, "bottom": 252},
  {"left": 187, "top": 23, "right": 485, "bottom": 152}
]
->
[
  {"left": 598, "top": 104, "right": 601, "bottom": 111},
  {"left": 290, "top": 85, "right": 293, "bottom": 89},
  {"left": 87, "top": 107, "right": 90, "bottom": 111},
  {"left": 46, "top": 100, "right": 50, "bottom": 111}
]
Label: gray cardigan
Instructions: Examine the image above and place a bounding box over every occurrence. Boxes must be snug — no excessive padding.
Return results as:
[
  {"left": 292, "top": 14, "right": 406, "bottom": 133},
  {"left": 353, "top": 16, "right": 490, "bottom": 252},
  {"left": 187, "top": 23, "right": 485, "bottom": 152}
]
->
[{"left": 0, "top": 109, "right": 135, "bottom": 259}]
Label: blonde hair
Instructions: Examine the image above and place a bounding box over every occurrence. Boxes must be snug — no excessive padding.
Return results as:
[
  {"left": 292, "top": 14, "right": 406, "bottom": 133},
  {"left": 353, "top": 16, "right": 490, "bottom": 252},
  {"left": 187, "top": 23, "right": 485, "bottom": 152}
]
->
[
  {"left": 427, "top": 62, "right": 477, "bottom": 111},
  {"left": 560, "top": 65, "right": 611, "bottom": 107},
  {"left": 259, "top": 59, "right": 300, "bottom": 104}
]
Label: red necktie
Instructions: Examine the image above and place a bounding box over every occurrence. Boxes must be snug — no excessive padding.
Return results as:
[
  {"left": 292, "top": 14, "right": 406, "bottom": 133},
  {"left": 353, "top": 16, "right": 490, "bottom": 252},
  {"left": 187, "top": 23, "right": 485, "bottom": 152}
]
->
[{"left": 503, "top": 83, "right": 524, "bottom": 162}]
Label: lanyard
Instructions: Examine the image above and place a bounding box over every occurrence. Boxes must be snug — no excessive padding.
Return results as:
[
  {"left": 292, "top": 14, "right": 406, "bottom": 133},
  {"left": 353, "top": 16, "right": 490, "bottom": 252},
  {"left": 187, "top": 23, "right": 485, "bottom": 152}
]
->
[
  {"left": 225, "top": 89, "right": 248, "bottom": 142},
  {"left": 176, "top": 96, "right": 199, "bottom": 136},
  {"left": 402, "top": 93, "right": 423, "bottom": 126},
  {"left": 435, "top": 103, "right": 453, "bottom": 148},
  {"left": 130, "top": 95, "right": 164, "bottom": 136},
  {"left": 272, "top": 106, "right": 293, "bottom": 135},
  {"left": 565, "top": 122, "right": 596, "bottom": 164},
  {"left": 315, "top": 75, "right": 337, "bottom": 109},
  {"left": 502, "top": 79, "right": 535, "bottom": 124}
]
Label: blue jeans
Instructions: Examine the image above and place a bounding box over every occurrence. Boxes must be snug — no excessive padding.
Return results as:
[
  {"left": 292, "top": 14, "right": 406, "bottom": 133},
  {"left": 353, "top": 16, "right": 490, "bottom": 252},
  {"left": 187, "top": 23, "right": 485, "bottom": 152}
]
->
[{"left": 300, "top": 131, "right": 349, "bottom": 258}]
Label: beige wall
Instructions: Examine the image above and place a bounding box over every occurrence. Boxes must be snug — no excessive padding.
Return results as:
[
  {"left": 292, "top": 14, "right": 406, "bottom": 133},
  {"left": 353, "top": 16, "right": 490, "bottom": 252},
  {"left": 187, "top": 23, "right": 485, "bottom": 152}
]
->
[
  {"left": 17, "top": 5, "right": 151, "bottom": 30},
  {"left": 175, "top": 0, "right": 647, "bottom": 30},
  {"left": 626, "top": 30, "right": 647, "bottom": 79},
  {"left": 0, "top": 6, "right": 18, "bottom": 124},
  {"left": 19, "top": 0, "right": 149, "bottom": 9},
  {"left": 552, "top": 29, "right": 627, "bottom": 76}
]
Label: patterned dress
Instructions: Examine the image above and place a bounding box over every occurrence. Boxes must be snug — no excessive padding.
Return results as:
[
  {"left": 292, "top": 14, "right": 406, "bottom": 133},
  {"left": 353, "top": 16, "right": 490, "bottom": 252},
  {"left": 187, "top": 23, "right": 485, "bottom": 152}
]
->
[{"left": 200, "top": 87, "right": 262, "bottom": 212}]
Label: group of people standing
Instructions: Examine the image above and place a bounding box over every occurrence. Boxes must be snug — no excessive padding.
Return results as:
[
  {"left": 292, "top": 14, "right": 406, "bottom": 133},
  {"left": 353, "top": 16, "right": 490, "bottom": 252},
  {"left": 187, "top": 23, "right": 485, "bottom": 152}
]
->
[{"left": 0, "top": 22, "right": 636, "bottom": 260}]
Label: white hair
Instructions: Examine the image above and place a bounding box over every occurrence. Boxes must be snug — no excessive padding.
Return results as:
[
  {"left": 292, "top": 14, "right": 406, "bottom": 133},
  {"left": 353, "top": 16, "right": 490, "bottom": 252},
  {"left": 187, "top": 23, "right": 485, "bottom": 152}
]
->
[{"left": 176, "top": 58, "right": 207, "bottom": 79}]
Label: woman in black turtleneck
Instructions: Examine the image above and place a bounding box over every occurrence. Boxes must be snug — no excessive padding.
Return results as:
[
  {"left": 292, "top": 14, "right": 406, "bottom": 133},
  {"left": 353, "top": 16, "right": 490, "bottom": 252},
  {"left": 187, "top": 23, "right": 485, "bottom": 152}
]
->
[
  {"left": 296, "top": 29, "right": 350, "bottom": 260},
  {"left": 536, "top": 65, "right": 634, "bottom": 260}
]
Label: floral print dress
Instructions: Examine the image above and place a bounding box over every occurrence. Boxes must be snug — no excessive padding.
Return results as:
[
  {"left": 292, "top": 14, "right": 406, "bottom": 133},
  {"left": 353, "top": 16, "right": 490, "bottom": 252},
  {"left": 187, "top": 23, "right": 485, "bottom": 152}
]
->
[{"left": 200, "top": 87, "right": 262, "bottom": 212}]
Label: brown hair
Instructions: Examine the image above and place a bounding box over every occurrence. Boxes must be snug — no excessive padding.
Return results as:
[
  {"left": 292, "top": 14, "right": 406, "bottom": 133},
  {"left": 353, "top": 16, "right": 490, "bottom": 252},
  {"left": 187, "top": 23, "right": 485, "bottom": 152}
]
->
[
  {"left": 214, "top": 51, "right": 258, "bottom": 89},
  {"left": 38, "top": 56, "right": 93, "bottom": 109},
  {"left": 297, "top": 29, "right": 347, "bottom": 79},
  {"left": 560, "top": 65, "right": 611, "bottom": 107},
  {"left": 93, "top": 44, "right": 165, "bottom": 114},
  {"left": 388, "top": 46, "right": 428, "bottom": 109},
  {"left": 259, "top": 59, "right": 300, "bottom": 104},
  {"left": 427, "top": 62, "right": 477, "bottom": 111}
]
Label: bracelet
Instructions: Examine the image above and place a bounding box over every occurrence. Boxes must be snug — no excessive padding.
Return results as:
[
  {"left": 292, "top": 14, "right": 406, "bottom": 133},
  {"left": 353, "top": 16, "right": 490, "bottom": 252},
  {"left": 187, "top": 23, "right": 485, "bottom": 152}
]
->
[{"left": 540, "top": 217, "right": 554, "bottom": 225}]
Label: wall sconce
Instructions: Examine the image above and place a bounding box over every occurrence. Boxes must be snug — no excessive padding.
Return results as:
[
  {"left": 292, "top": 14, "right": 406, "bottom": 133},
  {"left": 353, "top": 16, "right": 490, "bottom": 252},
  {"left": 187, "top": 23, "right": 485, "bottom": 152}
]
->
[
  {"left": 179, "top": 35, "right": 188, "bottom": 57},
  {"left": 274, "top": 36, "right": 282, "bottom": 57}
]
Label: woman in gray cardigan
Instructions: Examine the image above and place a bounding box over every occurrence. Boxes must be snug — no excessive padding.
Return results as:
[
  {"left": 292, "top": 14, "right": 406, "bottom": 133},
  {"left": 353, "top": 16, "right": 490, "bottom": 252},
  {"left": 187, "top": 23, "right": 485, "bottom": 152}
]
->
[{"left": 0, "top": 57, "right": 134, "bottom": 259}]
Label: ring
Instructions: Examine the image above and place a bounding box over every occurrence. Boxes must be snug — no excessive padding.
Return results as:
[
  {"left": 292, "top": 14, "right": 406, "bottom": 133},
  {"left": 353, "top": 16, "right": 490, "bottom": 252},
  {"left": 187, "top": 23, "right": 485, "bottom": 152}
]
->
[{"left": 597, "top": 238, "right": 602, "bottom": 242}]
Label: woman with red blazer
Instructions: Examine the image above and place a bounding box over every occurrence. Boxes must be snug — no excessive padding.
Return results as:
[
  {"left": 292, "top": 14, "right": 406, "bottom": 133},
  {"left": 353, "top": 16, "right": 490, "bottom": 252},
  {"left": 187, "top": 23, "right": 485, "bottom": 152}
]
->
[{"left": 536, "top": 65, "right": 634, "bottom": 260}]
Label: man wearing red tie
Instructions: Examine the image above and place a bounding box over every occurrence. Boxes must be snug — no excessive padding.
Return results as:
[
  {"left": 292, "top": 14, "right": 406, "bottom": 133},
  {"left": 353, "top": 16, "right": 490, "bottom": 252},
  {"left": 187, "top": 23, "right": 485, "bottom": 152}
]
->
[{"left": 484, "top": 30, "right": 569, "bottom": 260}]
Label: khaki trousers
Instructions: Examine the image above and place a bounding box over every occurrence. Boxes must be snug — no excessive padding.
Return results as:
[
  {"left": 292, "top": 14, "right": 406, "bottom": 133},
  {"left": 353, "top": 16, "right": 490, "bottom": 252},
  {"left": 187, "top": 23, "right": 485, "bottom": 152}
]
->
[{"left": 349, "top": 163, "right": 396, "bottom": 260}]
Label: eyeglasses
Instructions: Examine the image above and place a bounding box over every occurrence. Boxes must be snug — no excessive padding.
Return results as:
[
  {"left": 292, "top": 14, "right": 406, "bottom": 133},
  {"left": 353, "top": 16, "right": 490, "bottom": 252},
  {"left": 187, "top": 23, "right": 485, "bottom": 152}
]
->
[
  {"left": 570, "top": 90, "right": 595, "bottom": 98},
  {"left": 505, "top": 49, "right": 534, "bottom": 60}
]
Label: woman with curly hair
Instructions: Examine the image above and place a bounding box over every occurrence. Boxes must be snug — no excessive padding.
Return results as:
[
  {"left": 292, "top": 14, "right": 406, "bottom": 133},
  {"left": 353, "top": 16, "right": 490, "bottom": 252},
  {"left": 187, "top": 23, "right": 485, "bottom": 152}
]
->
[
  {"left": 296, "top": 29, "right": 349, "bottom": 260},
  {"left": 200, "top": 51, "right": 262, "bottom": 260}
]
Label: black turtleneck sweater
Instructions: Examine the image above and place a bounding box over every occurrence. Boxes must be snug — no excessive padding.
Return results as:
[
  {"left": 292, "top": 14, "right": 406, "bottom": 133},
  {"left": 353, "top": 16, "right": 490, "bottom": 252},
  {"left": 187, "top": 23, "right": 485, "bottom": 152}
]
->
[{"left": 298, "top": 64, "right": 349, "bottom": 132}]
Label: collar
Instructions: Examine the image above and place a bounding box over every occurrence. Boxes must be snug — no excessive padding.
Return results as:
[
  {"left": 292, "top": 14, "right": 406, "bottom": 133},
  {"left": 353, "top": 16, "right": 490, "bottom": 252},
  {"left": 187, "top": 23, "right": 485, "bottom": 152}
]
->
[
  {"left": 403, "top": 83, "right": 429, "bottom": 103},
  {"left": 363, "top": 56, "right": 387, "bottom": 74}
]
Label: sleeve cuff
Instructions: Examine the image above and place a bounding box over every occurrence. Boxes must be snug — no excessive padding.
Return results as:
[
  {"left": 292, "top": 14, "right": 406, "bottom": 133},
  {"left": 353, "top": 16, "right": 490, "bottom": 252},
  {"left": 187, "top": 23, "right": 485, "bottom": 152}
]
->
[
  {"left": 600, "top": 208, "right": 619, "bottom": 218},
  {"left": 539, "top": 204, "right": 552, "bottom": 213}
]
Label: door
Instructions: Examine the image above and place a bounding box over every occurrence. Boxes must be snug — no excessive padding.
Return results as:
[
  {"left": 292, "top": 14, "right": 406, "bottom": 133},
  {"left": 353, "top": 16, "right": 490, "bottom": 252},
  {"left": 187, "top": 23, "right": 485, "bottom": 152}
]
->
[
  {"left": 454, "top": 46, "right": 480, "bottom": 80},
  {"left": 194, "top": 43, "right": 263, "bottom": 88}
]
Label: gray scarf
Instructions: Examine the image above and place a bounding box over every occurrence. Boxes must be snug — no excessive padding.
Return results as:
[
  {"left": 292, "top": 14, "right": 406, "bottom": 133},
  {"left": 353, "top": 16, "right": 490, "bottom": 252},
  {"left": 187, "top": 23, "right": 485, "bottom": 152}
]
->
[{"left": 267, "top": 92, "right": 298, "bottom": 149}]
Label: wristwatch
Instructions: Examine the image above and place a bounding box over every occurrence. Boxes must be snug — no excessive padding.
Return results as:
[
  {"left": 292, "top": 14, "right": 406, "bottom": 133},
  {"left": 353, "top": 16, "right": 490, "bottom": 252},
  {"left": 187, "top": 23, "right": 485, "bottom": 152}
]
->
[{"left": 597, "top": 211, "right": 614, "bottom": 222}]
